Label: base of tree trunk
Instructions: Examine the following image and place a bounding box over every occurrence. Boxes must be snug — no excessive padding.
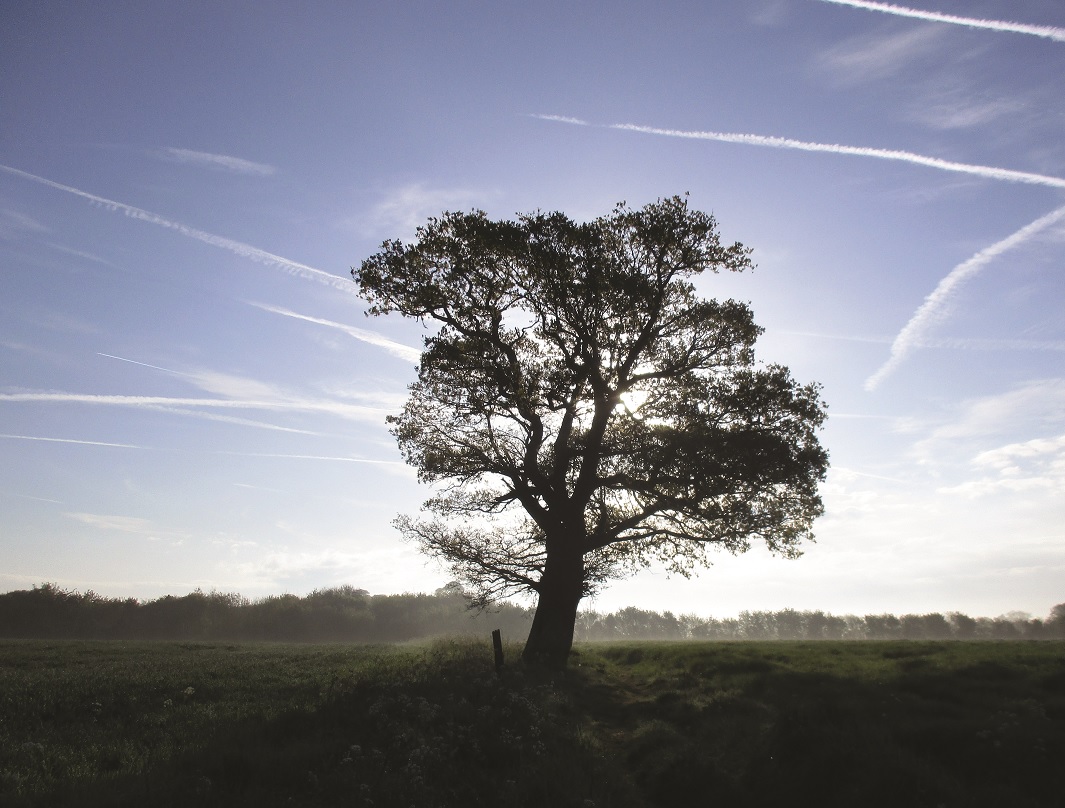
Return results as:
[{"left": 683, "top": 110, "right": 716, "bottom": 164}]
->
[{"left": 521, "top": 577, "right": 582, "bottom": 669}]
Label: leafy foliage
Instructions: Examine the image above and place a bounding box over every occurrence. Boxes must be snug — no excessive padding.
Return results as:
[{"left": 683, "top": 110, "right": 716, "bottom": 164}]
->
[{"left": 354, "top": 196, "right": 828, "bottom": 662}]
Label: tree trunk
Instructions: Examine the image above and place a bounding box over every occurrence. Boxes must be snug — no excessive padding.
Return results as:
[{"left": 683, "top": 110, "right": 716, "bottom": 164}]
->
[{"left": 521, "top": 546, "right": 584, "bottom": 669}]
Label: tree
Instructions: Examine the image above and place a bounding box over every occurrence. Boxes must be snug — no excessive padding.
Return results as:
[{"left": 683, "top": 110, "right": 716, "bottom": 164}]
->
[{"left": 353, "top": 196, "right": 828, "bottom": 668}]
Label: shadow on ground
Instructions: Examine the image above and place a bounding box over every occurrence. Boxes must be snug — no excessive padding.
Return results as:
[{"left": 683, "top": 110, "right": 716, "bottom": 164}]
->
[{"left": 8, "top": 640, "right": 1065, "bottom": 807}]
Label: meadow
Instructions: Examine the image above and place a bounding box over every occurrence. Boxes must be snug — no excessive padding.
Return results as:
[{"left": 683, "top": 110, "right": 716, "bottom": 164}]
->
[{"left": 1, "top": 638, "right": 1063, "bottom": 807}]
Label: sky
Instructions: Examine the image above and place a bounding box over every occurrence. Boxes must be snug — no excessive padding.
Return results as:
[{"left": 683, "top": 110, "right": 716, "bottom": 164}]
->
[{"left": 2, "top": 0, "right": 1063, "bottom": 621}]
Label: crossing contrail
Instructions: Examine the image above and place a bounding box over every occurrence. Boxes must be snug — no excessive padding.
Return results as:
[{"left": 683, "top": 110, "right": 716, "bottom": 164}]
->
[
  {"left": 865, "top": 203, "right": 1065, "bottom": 390},
  {"left": 248, "top": 302, "right": 421, "bottom": 363},
  {"left": 817, "top": 0, "right": 1065, "bottom": 43},
  {"left": 0, "top": 163, "right": 352, "bottom": 292}
]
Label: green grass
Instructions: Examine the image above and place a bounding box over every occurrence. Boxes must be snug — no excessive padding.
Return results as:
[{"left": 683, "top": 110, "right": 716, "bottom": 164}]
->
[{"left": 2, "top": 639, "right": 1063, "bottom": 806}]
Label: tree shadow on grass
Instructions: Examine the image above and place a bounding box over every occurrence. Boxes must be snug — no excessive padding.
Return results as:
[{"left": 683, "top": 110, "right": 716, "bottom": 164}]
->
[
  {"left": 15, "top": 641, "right": 1065, "bottom": 808},
  {"left": 568, "top": 643, "right": 1065, "bottom": 808}
]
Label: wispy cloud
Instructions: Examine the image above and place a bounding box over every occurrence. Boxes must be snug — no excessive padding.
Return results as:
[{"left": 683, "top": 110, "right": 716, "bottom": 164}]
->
[
  {"left": 248, "top": 302, "right": 421, "bottom": 363},
  {"left": 817, "top": 25, "right": 943, "bottom": 84},
  {"left": 361, "top": 183, "right": 491, "bottom": 238},
  {"left": 64, "top": 512, "right": 156, "bottom": 533},
  {"left": 0, "top": 208, "right": 47, "bottom": 239},
  {"left": 865, "top": 204, "right": 1065, "bottom": 390},
  {"left": 47, "top": 243, "right": 119, "bottom": 267},
  {"left": 817, "top": 0, "right": 1065, "bottom": 43},
  {"left": 0, "top": 164, "right": 350, "bottom": 292},
  {"left": 912, "top": 380, "right": 1065, "bottom": 456},
  {"left": 909, "top": 93, "right": 1023, "bottom": 131},
  {"left": 160, "top": 147, "right": 276, "bottom": 176},
  {"left": 601, "top": 121, "right": 1065, "bottom": 190}
]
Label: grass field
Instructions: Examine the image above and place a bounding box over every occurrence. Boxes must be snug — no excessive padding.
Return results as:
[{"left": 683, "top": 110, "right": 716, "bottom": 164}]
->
[{"left": 2, "top": 639, "right": 1063, "bottom": 806}]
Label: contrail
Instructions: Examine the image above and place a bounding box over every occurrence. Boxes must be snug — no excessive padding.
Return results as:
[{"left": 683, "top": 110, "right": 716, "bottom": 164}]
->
[
  {"left": 248, "top": 302, "right": 421, "bottom": 363},
  {"left": 817, "top": 0, "right": 1065, "bottom": 43},
  {"left": 0, "top": 433, "right": 143, "bottom": 449},
  {"left": 0, "top": 392, "right": 391, "bottom": 422},
  {"left": 783, "top": 331, "right": 1065, "bottom": 351},
  {"left": 528, "top": 113, "right": 590, "bottom": 126},
  {"left": 0, "top": 164, "right": 352, "bottom": 292},
  {"left": 214, "top": 450, "right": 409, "bottom": 467},
  {"left": 97, "top": 352, "right": 189, "bottom": 376},
  {"left": 604, "top": 122, "right": 1065, "bottom": 190},
  {"left": 865, "top": 203, "right": 1065, "bottom": 391},
  {"left": 135, "top": 405, "right": 322, "bottom": 434}
]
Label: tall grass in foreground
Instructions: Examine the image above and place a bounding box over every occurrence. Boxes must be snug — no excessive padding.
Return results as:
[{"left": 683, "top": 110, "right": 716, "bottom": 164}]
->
[
  {"left": 0, "top": 639, "right": 628, "bottom": 807},
  {"left": 1, "top": 639, "right": 1063, "bottom": 806}
]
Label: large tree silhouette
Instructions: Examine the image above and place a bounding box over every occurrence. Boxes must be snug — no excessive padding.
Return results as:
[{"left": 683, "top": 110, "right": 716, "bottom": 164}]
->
[{"left": 353, "top": 196, "right": 828, "bottom": 668}]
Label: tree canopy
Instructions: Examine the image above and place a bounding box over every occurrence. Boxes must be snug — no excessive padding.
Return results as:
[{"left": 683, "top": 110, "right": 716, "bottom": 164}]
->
[{"left": 353, "top": 196, "right": 829, "bottom": 667}]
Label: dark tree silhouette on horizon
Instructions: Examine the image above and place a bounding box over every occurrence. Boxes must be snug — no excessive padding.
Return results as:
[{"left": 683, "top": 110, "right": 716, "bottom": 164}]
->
[{"left": 353, "top": 196, "right": 829, "bottom": 668}]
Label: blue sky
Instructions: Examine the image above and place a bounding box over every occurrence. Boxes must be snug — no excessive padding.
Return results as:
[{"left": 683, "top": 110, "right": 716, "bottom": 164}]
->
[{"left": 2, "top": 0, "right": 1063, "bottom": 619}]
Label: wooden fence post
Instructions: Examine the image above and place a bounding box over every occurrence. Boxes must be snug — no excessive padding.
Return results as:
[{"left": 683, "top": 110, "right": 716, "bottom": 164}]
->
[{"left": 491, "top": 628, "right": 504, "bottom": 673}]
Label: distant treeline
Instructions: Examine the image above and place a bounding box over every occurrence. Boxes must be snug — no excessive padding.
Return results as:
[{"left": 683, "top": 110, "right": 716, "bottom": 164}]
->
[{"left": 1, "top": 583, "right": 1063, "bottom": 643}]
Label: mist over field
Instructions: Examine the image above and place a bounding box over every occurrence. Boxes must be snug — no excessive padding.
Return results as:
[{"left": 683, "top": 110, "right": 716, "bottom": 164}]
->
[{"left": 2, "top": 583, "right": 1062, "bottom": 643}]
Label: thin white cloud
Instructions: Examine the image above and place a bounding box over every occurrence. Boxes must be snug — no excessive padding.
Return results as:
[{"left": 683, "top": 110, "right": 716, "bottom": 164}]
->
[
  {"left": 182, "top": 369, "right": 293, "bottom": 401},
  {"left": 0, "top": 164, "right": 351, "bottom": 292},
  {"left": 0, "top": 433, "right": 143, "bottom": 449},
  {"left": 603, "top": 121, "right": 1065, "bottom": 190},
  {"left": 939, "top": 434, "right": 1065, "bottom": 498},
  {"left": 910, "top": 94, "right": 1023, "bottom": 131},
  {"left": 47, "top": 243, "right": 119, "bottom": 267},
  {"left": 1, "top": 491, "right": 64, "bottom": 504},
  {"left": 161, "top": 147, "right": 276, "bottom": 176},
  {"left": 750, "top": 0, "right": 789, "bottom": 27},
  {"left": 973, "top": 434, "right": 1065, "bottom": 471},
  {"left": 64, "top": 512, "right": 155, "bottom": 533},
  {"left": 817, "top": 0, "right": 1065, "bottom": 43},
  {"left": 248, "top": 302, "right": 421, "bottom": 363},
  {"left": 865, "top": 204, "right": 1065, "bottom": 390},
  {"left": 914, "top": 379, "right": 1065, "bottom": 450}
]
